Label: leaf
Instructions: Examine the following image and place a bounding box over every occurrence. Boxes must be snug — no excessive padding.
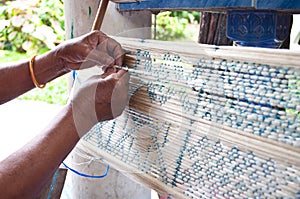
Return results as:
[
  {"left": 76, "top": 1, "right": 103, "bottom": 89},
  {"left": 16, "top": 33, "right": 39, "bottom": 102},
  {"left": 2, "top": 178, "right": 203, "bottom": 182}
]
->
[
  {"left": 32, "top": 25, "right": 57, "bottom": 49},
  {"left": 22, "top": 22, "right": 35, "bottom": 33},
  {"left": 11, "top": 16, "right": 25, "bottom": 27},
  {"left": 0, "top": 20, "right": 10, "bottom": 31},
  {"left": 8, "top": 31, "right": 17, "bottom": 40},
  {"left": 22, "top": 41, "right": 33, "bottom": 51}
]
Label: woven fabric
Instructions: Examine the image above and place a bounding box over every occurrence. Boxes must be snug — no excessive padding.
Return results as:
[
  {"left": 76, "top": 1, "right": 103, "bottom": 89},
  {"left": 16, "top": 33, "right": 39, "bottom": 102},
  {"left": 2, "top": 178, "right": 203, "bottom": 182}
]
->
[{"left": 78, "top": 41, "right": 300, "bottom": 198}]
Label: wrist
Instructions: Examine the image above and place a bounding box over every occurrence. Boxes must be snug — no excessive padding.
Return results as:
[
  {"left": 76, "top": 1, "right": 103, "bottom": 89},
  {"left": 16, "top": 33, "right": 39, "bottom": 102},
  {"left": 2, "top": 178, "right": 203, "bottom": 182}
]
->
[{"left": 33, "top": 50, "right": 70, "bottom": 85}]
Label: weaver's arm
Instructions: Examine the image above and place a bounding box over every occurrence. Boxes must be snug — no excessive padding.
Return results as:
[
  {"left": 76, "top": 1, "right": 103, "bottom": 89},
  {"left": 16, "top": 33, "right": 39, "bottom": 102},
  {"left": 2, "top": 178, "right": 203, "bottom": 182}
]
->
[
  {"left": 0, "top": 104, "right": 78, "bottom": 198},
  {"left": 0, "top": 51, "right": 68, "bottom": 104},
  {"left": 0, "top": 30, "right": 124, "bottom": 105},
  {"left": 0, "top": 68, "right": 129, "bottom": 198},
  {"left": 0, "top": 30, "right": 127, "bottom": 199}
]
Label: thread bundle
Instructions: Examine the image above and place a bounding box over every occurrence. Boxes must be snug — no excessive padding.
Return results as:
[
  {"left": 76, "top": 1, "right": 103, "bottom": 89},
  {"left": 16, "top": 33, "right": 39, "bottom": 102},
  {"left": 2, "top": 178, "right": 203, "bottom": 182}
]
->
[{"left": 78, "top": 38, "right": 299, "bottom": 198}]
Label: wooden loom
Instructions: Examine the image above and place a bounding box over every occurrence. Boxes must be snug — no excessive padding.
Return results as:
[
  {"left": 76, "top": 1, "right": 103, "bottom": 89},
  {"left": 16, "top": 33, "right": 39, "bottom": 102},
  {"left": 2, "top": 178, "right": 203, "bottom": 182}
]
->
[{"left": 74, "top": 37, "right": 300, "bottom": 198}]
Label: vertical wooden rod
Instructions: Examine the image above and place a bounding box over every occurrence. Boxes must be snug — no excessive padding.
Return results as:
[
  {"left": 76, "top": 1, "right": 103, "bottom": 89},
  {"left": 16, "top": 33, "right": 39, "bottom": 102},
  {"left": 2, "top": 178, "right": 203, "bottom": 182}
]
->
[{"left": 92, "top": 0, "right": 110, "bottom": 31}]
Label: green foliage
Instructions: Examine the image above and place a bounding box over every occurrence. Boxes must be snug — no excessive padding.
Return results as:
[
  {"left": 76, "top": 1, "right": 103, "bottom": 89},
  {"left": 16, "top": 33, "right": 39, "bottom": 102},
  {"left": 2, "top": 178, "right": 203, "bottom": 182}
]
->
[
  {"left": 0, "top": 50, "right": 69, "bottom": 105},
  {"left": 19, "top": 75, "right": 69, "bottom": 105},
  {"left": 0, "top": 0, "right": 65, "bottom": 54},
  {"left": 0, "top": 0, "right": 67, "bottom": 104},
  {"left": 170, "top": 11, "right": 201, "bottom": 24},
  {"left": 0, "top": 50, "right": 29, "bottom": 63},
  {"left": 154, "top": 11, "right": 200, "bottom": 41},
  {"left": 155, "top": 11, "right": 189, "bottom": 41}
]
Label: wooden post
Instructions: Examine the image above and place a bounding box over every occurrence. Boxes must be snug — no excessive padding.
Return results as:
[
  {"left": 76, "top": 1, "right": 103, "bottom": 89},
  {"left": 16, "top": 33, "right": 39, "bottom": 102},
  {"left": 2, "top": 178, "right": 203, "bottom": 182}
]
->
[
  {"left": 290, "top": 14, "right": 300, "bottom": 50},
  {"left": 63, "top": 1, "right": 152, "bottom": 198},
  {"left": 198, "top": 11, "right": 293, "bottom": 48},
  {"left": 92, "top": 0, "right": 110, "bottom": 31},
  {"left": 64, "top": 0, "right": 152, "bottom": 39},
  {"left": 198, "top": 12, "right": 233, "bottom": 46}
]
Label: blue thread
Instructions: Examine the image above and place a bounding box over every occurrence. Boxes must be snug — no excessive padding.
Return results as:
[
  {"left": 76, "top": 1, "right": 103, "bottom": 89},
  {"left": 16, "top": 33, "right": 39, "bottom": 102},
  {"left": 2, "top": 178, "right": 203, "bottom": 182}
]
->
[
  {"left": 72, "top": 70, "right": 77, "bottom": 80},
  {"left": 62, "top": 162, "right": 110, "bottom": 179},
  {"left": 47, "top": 169, "right": 59, "bottom": 199}
]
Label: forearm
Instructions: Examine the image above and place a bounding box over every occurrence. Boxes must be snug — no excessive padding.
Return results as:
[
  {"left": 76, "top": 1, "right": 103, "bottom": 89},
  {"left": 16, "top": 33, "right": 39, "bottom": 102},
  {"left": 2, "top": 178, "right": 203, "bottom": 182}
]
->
[
  {"left": 0, "top": 105, "right": 80, "bottom": 199},
  {"left": 0, "top": 50, "right": 69, "bottom": 104}
]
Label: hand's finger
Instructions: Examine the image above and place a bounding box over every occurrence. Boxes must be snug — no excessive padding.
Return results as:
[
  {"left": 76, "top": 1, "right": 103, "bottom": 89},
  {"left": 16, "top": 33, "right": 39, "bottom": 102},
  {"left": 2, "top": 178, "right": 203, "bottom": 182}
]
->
[
  {"left": 160, "top": 195, "right": 174, "bottom": 199},
  {"left": 89, "top": 30, "right": 109, "bottom": 44},
  {"left": 86, "top": 50, "right": 115, "bottom": 67},
  {"left": 96, "top": 31, "right": 109, "bottom": 44},
  {"left": 116, "top": 69, "right": 130, "bottom": 86},
  {"left": 115, "top": 55, "right": 124, "bottom": 66},
  {"left": 105, "top": 38, "right": 124, "bottom": 66},
  {"left": 78, "top": 30, "right": 107, "bottom": 52},
  {"left": 102, "top": 65, "right": 129, "bottom": 75},
  {"left": 91, "top": 39, "right": 122, "bottom": 61},
  {"left": 116, "top": 68, "right": 129, "bottom": 78},
  {"left": 93, "top": 35, "right": 124, "bottom": 66},
  {"left": 113, "top": 47, "right": 124, "bottom": 66},
  {"left": 68, "top": 60, "right": 97, "bottom": 70},
  {"left": 100, "top": 67, "right": 118, "bottom": 78},
  {"left": 101, "top": 68, "right": 129, "bottom": 83}
]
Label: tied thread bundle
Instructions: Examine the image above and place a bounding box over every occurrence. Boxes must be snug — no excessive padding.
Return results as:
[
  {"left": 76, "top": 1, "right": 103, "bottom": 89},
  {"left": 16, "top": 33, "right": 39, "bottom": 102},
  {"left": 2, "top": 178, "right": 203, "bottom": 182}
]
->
[{"left": 78, "top": 38, "right": 300, "bottom": 198}]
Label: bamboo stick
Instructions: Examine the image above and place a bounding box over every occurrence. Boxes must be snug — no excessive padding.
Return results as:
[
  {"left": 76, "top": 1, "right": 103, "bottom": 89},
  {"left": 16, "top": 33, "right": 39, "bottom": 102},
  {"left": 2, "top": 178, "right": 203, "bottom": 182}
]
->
[
  {"left": 114, "top": 36, "right": 300, "bottom": 68},
  {"left": 74, "top": 36, "right": 300, "bottom": 198},
  {"left": 92, "top": 0, "right": 109, "bottom": 31},
  {"left": 77, "top": 138, "right": 300, "bottom": 198}
]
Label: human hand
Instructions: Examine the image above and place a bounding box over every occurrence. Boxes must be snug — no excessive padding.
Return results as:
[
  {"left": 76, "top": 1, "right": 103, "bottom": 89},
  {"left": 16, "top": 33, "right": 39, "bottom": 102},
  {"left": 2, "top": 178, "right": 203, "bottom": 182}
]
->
[
  {"left": 54, "top": 30, "right": 124, "bottom": 71},
  {"left": 160, "top": 195, "right": 175, "bottom": 199},
  {"left": 70, "top": 68, "right": 129, "bottom": 137}
]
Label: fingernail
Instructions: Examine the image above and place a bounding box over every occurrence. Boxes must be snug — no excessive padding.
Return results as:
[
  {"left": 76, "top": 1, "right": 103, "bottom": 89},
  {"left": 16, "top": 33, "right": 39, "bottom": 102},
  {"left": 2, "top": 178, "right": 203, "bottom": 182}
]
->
[
  {"left": 114, "top": 65, "right": 128, "bottom": 72},
  {"left": 106, "top": 66, "right": 116, "bottom": 73},
  {"left": 160, "top": 195, "right": 173, "bottom": 199},
  {"left": 114, "top": 65, "right": 122, "bottom": 70}
]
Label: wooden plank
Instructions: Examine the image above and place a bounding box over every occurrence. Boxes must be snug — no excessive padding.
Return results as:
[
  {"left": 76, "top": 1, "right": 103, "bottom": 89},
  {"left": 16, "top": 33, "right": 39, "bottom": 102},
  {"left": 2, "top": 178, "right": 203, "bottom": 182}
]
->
[
  {"left": 116, "top": 0, "right": 300, "bottom": 12},
  {"left": 36, "top": 168, "right": 68, "bottom": 199},
  {"left": 110, "top": 0, "right": 141, "bottom": 2},
  {"left": 113, "top": 36, "right": 300, "bottom": 68},
  {"left": 76, "top": 141, "right": 187, "bottom": 198},
  {"left": 92, "top": 0, "right": 109, "bottom": 31},
  {"left": 112, "top": 36, "right": 300, "bottom": 165},
  {"left": 198, "top": 12, "right": 232, "bottom": 46},
  {"left": 256, "top": 0, "right": 300, "bottom": 11},
  {"left": 117, "top": 0, "right": 252, "bottom": 12},
  {"left": 76, "top": 37, "right": 300, "bottom": 198}
]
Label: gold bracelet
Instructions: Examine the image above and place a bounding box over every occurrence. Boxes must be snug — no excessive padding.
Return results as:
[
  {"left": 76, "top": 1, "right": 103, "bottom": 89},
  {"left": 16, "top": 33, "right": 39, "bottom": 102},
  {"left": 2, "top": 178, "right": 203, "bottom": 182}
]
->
[{"left": 29, "top": 55, "right": 46, "bottom": 89}]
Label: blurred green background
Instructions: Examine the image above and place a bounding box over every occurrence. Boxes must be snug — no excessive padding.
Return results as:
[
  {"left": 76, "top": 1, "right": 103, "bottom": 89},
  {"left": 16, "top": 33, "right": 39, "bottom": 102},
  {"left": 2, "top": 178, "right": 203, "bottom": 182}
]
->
[{"left": 0, "top": 0, "right": 200, "bottom": 105}]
